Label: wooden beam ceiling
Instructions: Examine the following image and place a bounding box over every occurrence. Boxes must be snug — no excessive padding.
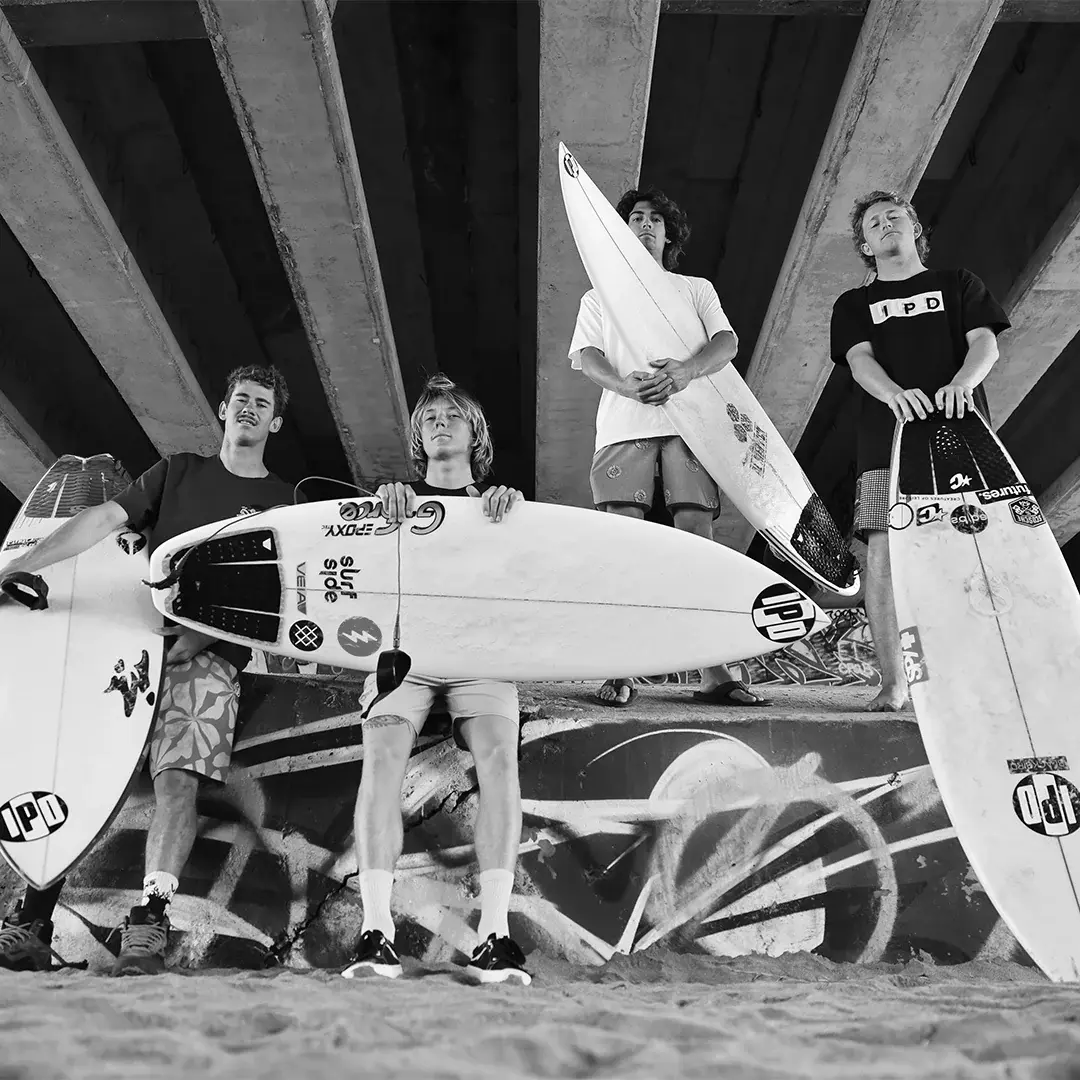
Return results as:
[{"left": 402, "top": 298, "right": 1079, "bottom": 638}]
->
[
  {"left": 985, "top": 187, "right": 1080, "bottom": 426},
  {"left": 0, "top": 10, "right": 222, "bottom": 458},
  {"left": 199, "top": 0, "right": 411, "bottom": 485},
  {"left": 0, "top": 387, "right": 54, "bottom": 502},
  {"left": 1041, "top": 459, "right": 1080, "bottom": 546},
  {"left": 660, "top": 0, "right": 1080, "bottom": 18}
]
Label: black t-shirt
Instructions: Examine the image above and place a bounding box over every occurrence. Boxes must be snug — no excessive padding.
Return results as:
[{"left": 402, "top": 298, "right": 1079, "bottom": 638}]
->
[
  {"left": 410, "top": 479, "right": 497, "bottom": 498},
  {"left": 114, "top": 453, "right": 299, "bottom": 672},
  {"left": 830, "top": 267, "right": 1010, "bottom": 473}
]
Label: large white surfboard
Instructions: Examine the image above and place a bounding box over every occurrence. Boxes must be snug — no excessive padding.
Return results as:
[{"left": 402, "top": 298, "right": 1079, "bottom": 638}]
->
[
  {"left": 889, "top": 413, "right": 1080, "bottom": 981},
  {"left": 0, "top": 455, "right": 164, "bottom": 890},
  {"left": 148, "top": 497, "right": 828, "bottom": 681},
  {"left": 558, "top": 143, "right": 858, "bottom": 599}
]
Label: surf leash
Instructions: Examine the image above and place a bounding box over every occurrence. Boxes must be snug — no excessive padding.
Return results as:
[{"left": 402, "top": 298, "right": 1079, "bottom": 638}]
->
[{"left": 0, "top": 570, "right": 49, "bottom": 610}]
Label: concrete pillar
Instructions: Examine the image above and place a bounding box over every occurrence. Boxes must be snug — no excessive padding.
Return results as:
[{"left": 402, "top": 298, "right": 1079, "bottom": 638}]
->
[{"left": 534, "top": 0, "right": 661, "bottom": 506}]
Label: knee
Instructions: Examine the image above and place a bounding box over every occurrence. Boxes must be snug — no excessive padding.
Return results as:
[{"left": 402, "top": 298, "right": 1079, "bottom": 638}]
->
[
  {"left": 359, "top": 719, "right": 413, "bottom": 776},
  {"left": 471, "top": 735, "right": 519, "bottom": 784},
  {"left": 672, "top": 508, "right": 713, "bottom": 538},
  {"left": 153, "top": 768, "right": 198, "bottom": 806}
]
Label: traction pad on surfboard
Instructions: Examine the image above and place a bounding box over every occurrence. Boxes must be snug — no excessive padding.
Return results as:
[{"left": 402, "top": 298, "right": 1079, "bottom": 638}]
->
[
  {"left": 898, "top": 414, "right": 1020, "bottom": 497},
  {"left": 790, "top": 494, "right": 857, "bottom": 591},
  {"left": 169, "top": 529, "right": 283, "bottom": 644}
]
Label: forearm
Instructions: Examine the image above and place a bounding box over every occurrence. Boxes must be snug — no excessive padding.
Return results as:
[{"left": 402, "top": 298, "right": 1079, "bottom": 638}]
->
[
  {"left": 578, "top": 347, "right": 623, "bottom": 393},
  {"left": 686, "top": 330, "right": 737, "bottom": 378},
  {"left": 953, "top": 335, "right": 998, "bottom": 389},
  {"left": 849, "top": 355, "right": 904, "bottom": 405},
  {"left": 2, "top": 500, "right": 128, "bottom": 576}
]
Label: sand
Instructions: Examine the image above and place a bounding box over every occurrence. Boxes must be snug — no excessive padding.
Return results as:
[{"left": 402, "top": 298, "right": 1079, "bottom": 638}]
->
[{"left": 3, "top": 951, "right": 1079, "bottom": 1079}]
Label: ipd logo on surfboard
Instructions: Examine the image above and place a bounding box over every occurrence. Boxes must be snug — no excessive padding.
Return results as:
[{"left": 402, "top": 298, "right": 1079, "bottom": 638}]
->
[
  {"left": 0, "top": 791, "right": 69, "bottom": 843},
  {"left": 1012, "top": 773, "right": 1080, "bottom": 837}
]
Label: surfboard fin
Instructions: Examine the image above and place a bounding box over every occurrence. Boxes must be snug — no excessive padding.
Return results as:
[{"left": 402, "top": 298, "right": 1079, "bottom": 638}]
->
[{"left": 1, "top": 571, "right": 49, "bottom": 611}]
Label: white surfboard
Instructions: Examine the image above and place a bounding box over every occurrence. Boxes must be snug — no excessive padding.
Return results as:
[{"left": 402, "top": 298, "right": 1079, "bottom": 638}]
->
[
  {"left": 558, "top": 143, "right": 858, "bottom": 598},
  {"left": 0, "top": 455, "right": 164, "bottom": 890},
  {"left": 889, "top": 413, "right": 1080, "bottom": 981},
  {"left": 148, "top": 497, "right": 828, "bottom": 681}
]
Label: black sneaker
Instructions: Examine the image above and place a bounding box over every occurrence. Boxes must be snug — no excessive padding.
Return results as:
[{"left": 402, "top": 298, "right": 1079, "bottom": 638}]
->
[
  {"left": 0, "top": 918, "right": 54, "bottom": 972},
  {"left": 465, "top": 934, "right": 531, "bottom": 985},
  {"left": 111, "top": 905, "right": 170, "bottom": 977},
  {"left": 341, "top": 930, "right": 403, "bottom": 980}
]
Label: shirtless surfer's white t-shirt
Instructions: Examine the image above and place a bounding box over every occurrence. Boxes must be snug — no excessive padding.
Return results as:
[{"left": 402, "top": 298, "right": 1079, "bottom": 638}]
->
[{"left": 568, "top": 274, "right": 737, "bottom": 452}]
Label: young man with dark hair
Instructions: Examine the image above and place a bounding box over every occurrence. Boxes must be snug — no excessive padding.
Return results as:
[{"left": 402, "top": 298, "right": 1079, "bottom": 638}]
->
[
  {"left": 343, "top": 374, "right": 531, "bottom": 985},
  {"left": 830, "top": 191, "right": 1011, "bottom": 711},
  {"left": 0, "top": 365, "right": 298, "bottom": 973},
  {"left": 569, "top": 188, "right": 769, "bottom": 709}
]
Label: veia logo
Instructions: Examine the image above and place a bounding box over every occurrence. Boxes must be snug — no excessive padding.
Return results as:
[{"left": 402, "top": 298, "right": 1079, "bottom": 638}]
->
[{"left": 0, "top": 791, "right": 69, "bottom": 842}]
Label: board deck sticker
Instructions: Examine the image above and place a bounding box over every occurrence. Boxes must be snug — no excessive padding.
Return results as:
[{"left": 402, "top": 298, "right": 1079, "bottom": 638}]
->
[
  {"left": 557, "top": 142, "right": 858, "bottom": 598},
  {"left": 289, "top": 620, "right": 324, "bottom": 651},
  {"left": 150, "top": 499, "right": 829, "bottom": 681},
  {"left": 950, "top": 505, "right": 988, "bottom": 534},
  {"left": 0, "top": 792, "right": 69, "bottom": 843},
  {"left": 1008, "top": 756, "right": 1070, "bottom": 774},
  {"left": 1013, "top": 773, "right": 1080, "bottom": 837},
  {"left": 0, "top": 454, "right": 163, "bottom": 889},
  {"left": 1009, "top": 497, "right": 1045, "bottom": 528},
  {"left": 890, "top": 412, "right": 1080, "bottom": 981},
  {"left": 898, "top": 627, "right": 929, "bottom": 685}
]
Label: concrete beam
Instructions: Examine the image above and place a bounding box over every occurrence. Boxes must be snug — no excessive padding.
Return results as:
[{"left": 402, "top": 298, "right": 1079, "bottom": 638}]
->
[
  {"left": 200, "top": 0, "right": 410, "bottom": 484},
  {"left": 985, "top": 187, "right": 1080, "bottom": 427},
  {"left": 0, "top": 12, "right": 221, "bottom": 457},
  {"left": 535, "top": 0, "right": 661, "bottom": 506},
  {"left": 660, "top": 0, "right": 1080, "bottom": 17},
  {"left": 1, "top": 1, "right": 205, "bottom": 46},
  {"left": 0, "top": 387, "right": 54, "bottom": 501},
  {"left": 1042, "top": 458, "right": 1080, "bottom": 546},
  {"left": 713, "top": 0, "right": 1002, "bottom": 551}
]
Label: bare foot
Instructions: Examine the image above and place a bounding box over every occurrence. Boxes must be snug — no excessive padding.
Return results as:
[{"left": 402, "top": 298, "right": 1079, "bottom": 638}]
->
[{"left": 864, "top": 687, "right": 908, "bottom": 713}]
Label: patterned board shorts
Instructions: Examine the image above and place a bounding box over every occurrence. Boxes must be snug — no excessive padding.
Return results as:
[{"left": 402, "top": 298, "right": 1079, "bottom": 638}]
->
[
  {"left": 148, "top": 651, "right": 240, "bottom": 783},
  {"left": 590, "top": 436, "right": 721, "bottom": 516},
  {"left": 361, "top": 673, "right": 519, "bottom": 751},
  {"left": 853, "top": 468, "right": 891, "bottom": 541}
]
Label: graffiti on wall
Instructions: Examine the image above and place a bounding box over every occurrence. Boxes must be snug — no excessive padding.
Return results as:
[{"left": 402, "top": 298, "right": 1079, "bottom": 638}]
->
[{"left": 1, "top": 673, "right": 1020, "bottom": 972}]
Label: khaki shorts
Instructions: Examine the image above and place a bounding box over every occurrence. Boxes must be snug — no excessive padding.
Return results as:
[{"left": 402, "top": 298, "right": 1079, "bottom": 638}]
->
[
  {"left": 853, "top": 468, "right": 891, "bottom": 542},
  {"left": 148, "top": 651, "right": 240, "bottom": 783},
  {"left": 361, "top": 673, "right": 519, "bottom": 751},
  {"left": 590, "top": 436, "right": 720, "bottom": 516}
]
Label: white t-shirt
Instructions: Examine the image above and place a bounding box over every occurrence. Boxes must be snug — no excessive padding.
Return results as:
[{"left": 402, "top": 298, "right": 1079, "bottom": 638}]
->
[{"left": 568, "top": 274, "right": 737, "bottom": 452}]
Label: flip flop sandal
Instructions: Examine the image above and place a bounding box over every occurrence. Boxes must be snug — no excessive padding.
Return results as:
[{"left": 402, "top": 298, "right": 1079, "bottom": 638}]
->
[
  {"left": 595, "top": 680, "right": 638, "bottom": 708},
  {"left": 691, "top": 681, "right": 771, "bottom": 707}
]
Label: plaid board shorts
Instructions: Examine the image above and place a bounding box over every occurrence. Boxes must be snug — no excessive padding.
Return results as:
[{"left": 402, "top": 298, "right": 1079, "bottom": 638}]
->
[
  {"left": 590, "top": 436, "right": 720, "bottom": 516},
  {"left": 853, "top": 468, "right": 891, "bottom": 541},
  {"left": 148, "top": 651, "right": 240, "bottom": 783},
  {"left": 361, "top": 673, "right": 519, "bottom": 751}
]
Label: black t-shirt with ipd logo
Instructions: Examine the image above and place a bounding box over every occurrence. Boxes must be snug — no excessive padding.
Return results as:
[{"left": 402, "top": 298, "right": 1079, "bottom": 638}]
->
[{"left": 830, "top": 267, "right": 1010, "bottom": 474}]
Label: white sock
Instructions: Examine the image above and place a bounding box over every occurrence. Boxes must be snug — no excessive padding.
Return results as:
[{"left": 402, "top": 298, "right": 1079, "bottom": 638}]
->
[
  {"left": 140, "top": 871, "right": 179, "bottom": 907},
  {"left": 477, "top": 868, "right": 513, "bottom": 941},
  {"left": 359, "top": 869, "right": 395, "bottom": 941}
]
